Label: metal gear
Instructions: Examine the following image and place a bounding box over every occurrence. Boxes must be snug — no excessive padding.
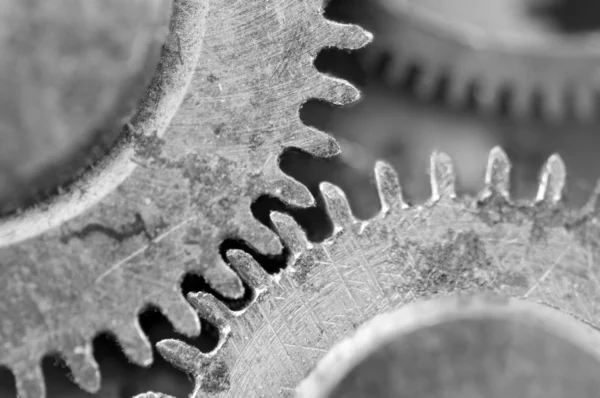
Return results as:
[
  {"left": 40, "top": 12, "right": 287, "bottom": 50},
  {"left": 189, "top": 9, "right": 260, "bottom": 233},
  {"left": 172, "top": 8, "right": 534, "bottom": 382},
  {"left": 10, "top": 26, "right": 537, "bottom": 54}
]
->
[
  {"left": 350, "top": 0, "right": 600, "bottom": 120},
  {"left": 0, "top": 0, "right": 370, "bottom": 396},
  {"left": 297, "top": 295, "right": 600, "bottom": 398},
  {"left": 141, "top": 148, "right": 600, "bottom": 397}
]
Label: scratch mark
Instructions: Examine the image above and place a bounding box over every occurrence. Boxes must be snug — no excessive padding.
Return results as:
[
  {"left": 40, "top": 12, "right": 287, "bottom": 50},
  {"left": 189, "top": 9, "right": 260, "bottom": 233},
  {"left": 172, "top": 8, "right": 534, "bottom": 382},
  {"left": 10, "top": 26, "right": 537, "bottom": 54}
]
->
[
  {"left": 524, "top": 250, "right": 568, "bottom": 298},
  {"left": 94, "top": 215, "right": 197, "bottom": 283}
]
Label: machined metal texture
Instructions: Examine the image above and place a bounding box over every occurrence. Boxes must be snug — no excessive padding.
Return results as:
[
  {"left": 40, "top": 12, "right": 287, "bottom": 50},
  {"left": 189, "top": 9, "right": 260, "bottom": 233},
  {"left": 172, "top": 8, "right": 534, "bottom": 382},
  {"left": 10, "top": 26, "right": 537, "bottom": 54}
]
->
[
  {"left": 0, "top": 0, "right": 370, "bottom": 396},
  {"left": 297, "top": 295, "right": 600, "bottom": 398},
  {"left": 141, "top": 148, "right": 600, "bottom": 397},
  {"left": 352, "top": 0, "right": 600, "bottom": 120}
]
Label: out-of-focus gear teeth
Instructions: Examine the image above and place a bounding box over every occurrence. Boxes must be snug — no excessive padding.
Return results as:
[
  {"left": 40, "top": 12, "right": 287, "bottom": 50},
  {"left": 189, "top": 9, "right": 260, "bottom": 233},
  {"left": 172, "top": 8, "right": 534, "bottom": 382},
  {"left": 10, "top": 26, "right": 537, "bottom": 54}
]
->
[
  {"left": 536, "top": 154, "right": 567, "bottom": 205},
  {"left": 270, "top": 212, "right": 312, "bottom": 259},
  {"left": 113, "top": 320, "right": 153, "bottom": 367},
  {"left": 573, "top": 88, "right": 596, "bottom": 121},
  {"left": 429, "top": 151, "right": 456, "bottom": 201},
  {"left": 383, "top": 54, "right": 412, "bottom": 85},
  {"left": 446, "top": 73, "right": 470, "bottom": 106},
  {"left": 14, "top": 365, "right": 45, "bottom": 398},
  {"left": 374, "top": 160, "right": 407, "bottom": 215},
  {"left": 476, "top": 81, "right": 500, "bottom": 111},
  {"left": 483, "top": 147, "right": 511, "bottom": 199},
  {"left": 320, "top": 182, "right": 358, "bottom": 231},
  {"left": 150, "top": 293, "right": 201, "bottom": 338},
  {"left": 202, "top": 257, "right": 245, "bottom": 300},
  {"left": 63, "top": 342, "right": 101, "bottom": 394},
  {"left": 414, "top": 68, "right": 439, "bottom": 99},
  {"left": 547, "top": 88, "right": 566, "bottom": 121},
  {"left": 225, "top": 250, "right": 271, "bottom": 292},
  {"left": 511, "top": 85, "right": 534, "bottom": 118}
]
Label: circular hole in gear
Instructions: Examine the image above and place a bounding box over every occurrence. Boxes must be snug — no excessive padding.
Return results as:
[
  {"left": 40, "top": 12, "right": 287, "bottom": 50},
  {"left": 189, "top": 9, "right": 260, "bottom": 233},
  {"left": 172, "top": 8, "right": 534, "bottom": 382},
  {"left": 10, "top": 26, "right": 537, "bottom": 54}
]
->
[
  {"left": 0, "top": 0, "right": 208, "bottom": 245},
  {"left": 0, "top": 0, "right": 173, "bottom": 215},
  {"left": 328, "top": 311, "right": 600, "bottom": 398}
]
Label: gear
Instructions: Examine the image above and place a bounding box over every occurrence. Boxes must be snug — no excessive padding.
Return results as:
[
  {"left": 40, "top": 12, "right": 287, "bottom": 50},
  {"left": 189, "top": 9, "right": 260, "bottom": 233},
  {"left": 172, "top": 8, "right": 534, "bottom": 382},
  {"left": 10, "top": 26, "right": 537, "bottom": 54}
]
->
[
  {"left": 350, "top": 0, "right": 600, "bottom": 120},
  {"left": 0, "top": 0, "right": 370, "bottom": 396},
  {"left": 297, "top": 295, "right": 600, "bottom": 398},
  {"left": 142, "top": 148, "right": 600, "bottom": 396}
]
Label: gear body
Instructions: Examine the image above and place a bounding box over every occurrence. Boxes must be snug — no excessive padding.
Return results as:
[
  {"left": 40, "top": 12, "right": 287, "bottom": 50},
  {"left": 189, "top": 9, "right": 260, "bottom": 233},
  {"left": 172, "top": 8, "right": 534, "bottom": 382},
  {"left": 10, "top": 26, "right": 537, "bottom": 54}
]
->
[
  {"left": 146, "top": 148, "right": 600, "bottom": 396},
  {"left": 0, "top": 1, "right": 369, "bottom": 396}
]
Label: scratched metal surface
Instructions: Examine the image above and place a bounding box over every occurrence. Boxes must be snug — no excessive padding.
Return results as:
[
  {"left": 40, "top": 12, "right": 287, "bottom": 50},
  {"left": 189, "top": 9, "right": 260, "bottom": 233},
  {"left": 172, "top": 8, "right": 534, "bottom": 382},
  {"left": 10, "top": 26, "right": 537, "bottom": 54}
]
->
[
  {"left": 0, "top": 0, "right": 370, "bottom": 397},
  {"left": 149, "top": 149, "right": 600, "bottom": 397}
]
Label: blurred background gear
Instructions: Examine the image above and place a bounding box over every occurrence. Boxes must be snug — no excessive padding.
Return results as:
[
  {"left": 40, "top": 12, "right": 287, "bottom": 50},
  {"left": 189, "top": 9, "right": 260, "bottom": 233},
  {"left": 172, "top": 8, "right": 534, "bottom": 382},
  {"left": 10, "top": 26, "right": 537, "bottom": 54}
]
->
[{"left": 0, "top": 0, "right": 172, "bottom": 215}]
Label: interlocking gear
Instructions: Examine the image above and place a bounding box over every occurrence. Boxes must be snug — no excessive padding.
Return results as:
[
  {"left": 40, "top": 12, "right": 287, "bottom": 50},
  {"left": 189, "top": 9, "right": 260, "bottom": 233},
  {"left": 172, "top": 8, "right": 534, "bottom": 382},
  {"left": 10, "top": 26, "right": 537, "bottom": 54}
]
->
[
  {"left": 353, "top": 0, "right": 600, "bottom": 120},
  {"left": 143, "top": 148, "right": 600, "bottom": 396},
  {"left": 0, "top": 0, "right": 370, "bottom": 396}
]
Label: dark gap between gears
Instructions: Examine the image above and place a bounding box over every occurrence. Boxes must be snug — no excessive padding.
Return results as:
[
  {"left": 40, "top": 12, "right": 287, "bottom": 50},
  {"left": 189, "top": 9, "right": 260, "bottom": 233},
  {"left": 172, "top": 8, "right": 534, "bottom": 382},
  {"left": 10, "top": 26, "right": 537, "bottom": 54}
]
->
[{"left": 0, "top": 307, "right": 222, "bottom": 398}]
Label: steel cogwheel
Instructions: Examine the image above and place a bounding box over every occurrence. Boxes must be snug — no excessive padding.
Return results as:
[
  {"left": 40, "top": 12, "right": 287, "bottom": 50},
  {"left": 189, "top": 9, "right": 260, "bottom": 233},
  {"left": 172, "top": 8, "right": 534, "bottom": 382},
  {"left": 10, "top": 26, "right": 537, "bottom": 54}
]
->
[
  {"left": 355, "top": 0, "right": 600, "bottom": 120},
  {"left": 0, "top": 0, "right": 370, "bottom": 396},
  {"left": 140, "top": 147, "right": 600, "bottom": 397}
]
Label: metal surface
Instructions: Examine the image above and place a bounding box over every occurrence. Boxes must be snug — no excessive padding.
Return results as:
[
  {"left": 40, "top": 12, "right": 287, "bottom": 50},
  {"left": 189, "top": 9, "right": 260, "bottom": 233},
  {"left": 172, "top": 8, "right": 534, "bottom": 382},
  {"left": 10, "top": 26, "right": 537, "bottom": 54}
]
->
[
  {"left": 0, "top": 0, "right": 172, "bottom": 215},
  {"left": 143, "top": 148, "right": 600, "bottom": 397},
  {"left": 353, "top": 0, "right": 600, "bottom": 120},
  {"left": 0, "top": 0, "right": 370, "bottom": 397},
  {"left": 297, "top": 296, "right": 600, "bottom": 398}
]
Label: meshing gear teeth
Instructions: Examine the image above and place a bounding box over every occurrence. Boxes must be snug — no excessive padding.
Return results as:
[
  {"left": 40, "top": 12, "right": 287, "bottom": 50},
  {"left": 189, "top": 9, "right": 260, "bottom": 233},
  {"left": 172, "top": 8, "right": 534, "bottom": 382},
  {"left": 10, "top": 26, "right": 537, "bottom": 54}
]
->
[
  {"left": 0, "top": 1, "right": 370, "bottom": 396},
  {"left": 355, "top": 0, "right": 600, "bottom": 121},
  {"left": 144, "top": 147, "right": 600, "bottom": 397}
]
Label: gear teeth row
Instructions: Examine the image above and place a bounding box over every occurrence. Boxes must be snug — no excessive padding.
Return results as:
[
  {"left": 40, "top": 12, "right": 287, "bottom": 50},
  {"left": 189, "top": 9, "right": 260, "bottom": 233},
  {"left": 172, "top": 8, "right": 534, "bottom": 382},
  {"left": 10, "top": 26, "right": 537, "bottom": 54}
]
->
[
  {"left": 146, "top": 146, "right": 588, "bottom": 397},
  {"left": 358, "top": 0, "right": 600, "bottom": 121}
]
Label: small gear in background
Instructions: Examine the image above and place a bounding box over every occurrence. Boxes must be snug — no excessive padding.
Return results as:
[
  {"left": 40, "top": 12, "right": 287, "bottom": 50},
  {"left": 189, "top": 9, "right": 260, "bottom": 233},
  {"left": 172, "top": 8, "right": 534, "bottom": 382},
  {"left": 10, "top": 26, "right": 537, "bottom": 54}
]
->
[
  {"left": 293, "top": 0, "right": 600, "bottom": 225},
  {"left": 353, "top": 0, "right": 600, "bottom": 120}
]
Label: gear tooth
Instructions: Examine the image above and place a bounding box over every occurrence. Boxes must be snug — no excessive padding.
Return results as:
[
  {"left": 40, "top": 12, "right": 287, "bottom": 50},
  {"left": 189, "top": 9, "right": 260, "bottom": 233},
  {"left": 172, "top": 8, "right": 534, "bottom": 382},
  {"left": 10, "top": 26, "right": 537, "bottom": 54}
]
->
[
  {"left": 321, "top": 20, "right": 373, "bottom": 50},
  {"left": 238, "top": 215, "right": 282, "bottom": 256},
  {"left": 320, "top": 182, "right": 357, "bottom": 230},
  {"left": 536, "top": 154, "right": 566, "bottom": 205},
  {"left": 226, "top": 249, "right": 271, "bottom": 291},
  {"left": 429, "top": 151, "right": 456, "bottom": 201},
  {"left": 14, "top": 364, "right": 45, "bottom": 398},
  {"left": 374, "top": 160, "right": 406, "bottom": 214},
  {"left": 293, "top": 127, "right": 341, "bottom": 160},
  {"left": 152, "top": 294, "right": 201, "bottom": 337},
  {"left": 114, "top": 320, "right": 153, "bottom": 366},
  {"left": 156, "top": 338, "right": 205, "bottom": 375},
  {"left": 267, "top": 173, "right": 315, "bottom": 208},
  {"left": 203, "top": 257, "right": 245, "bottom": 299},
  {"left": 187, "top": 291, "right": 233, "bottom": 331},
  {"left": 484, "top": 147, "right": 511, "bottom": 198},
  {"left": 134, "top": 392, "right": 175, "bottom": 398},
  {"left": 270, "top": 212, "right": 311, "bottom": 256},
  {"left": 63, "top": 343, "right": 101, "bottom": 393},
  {"left": 312, "top": 74, "right": 361, "bottom": 106}
]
